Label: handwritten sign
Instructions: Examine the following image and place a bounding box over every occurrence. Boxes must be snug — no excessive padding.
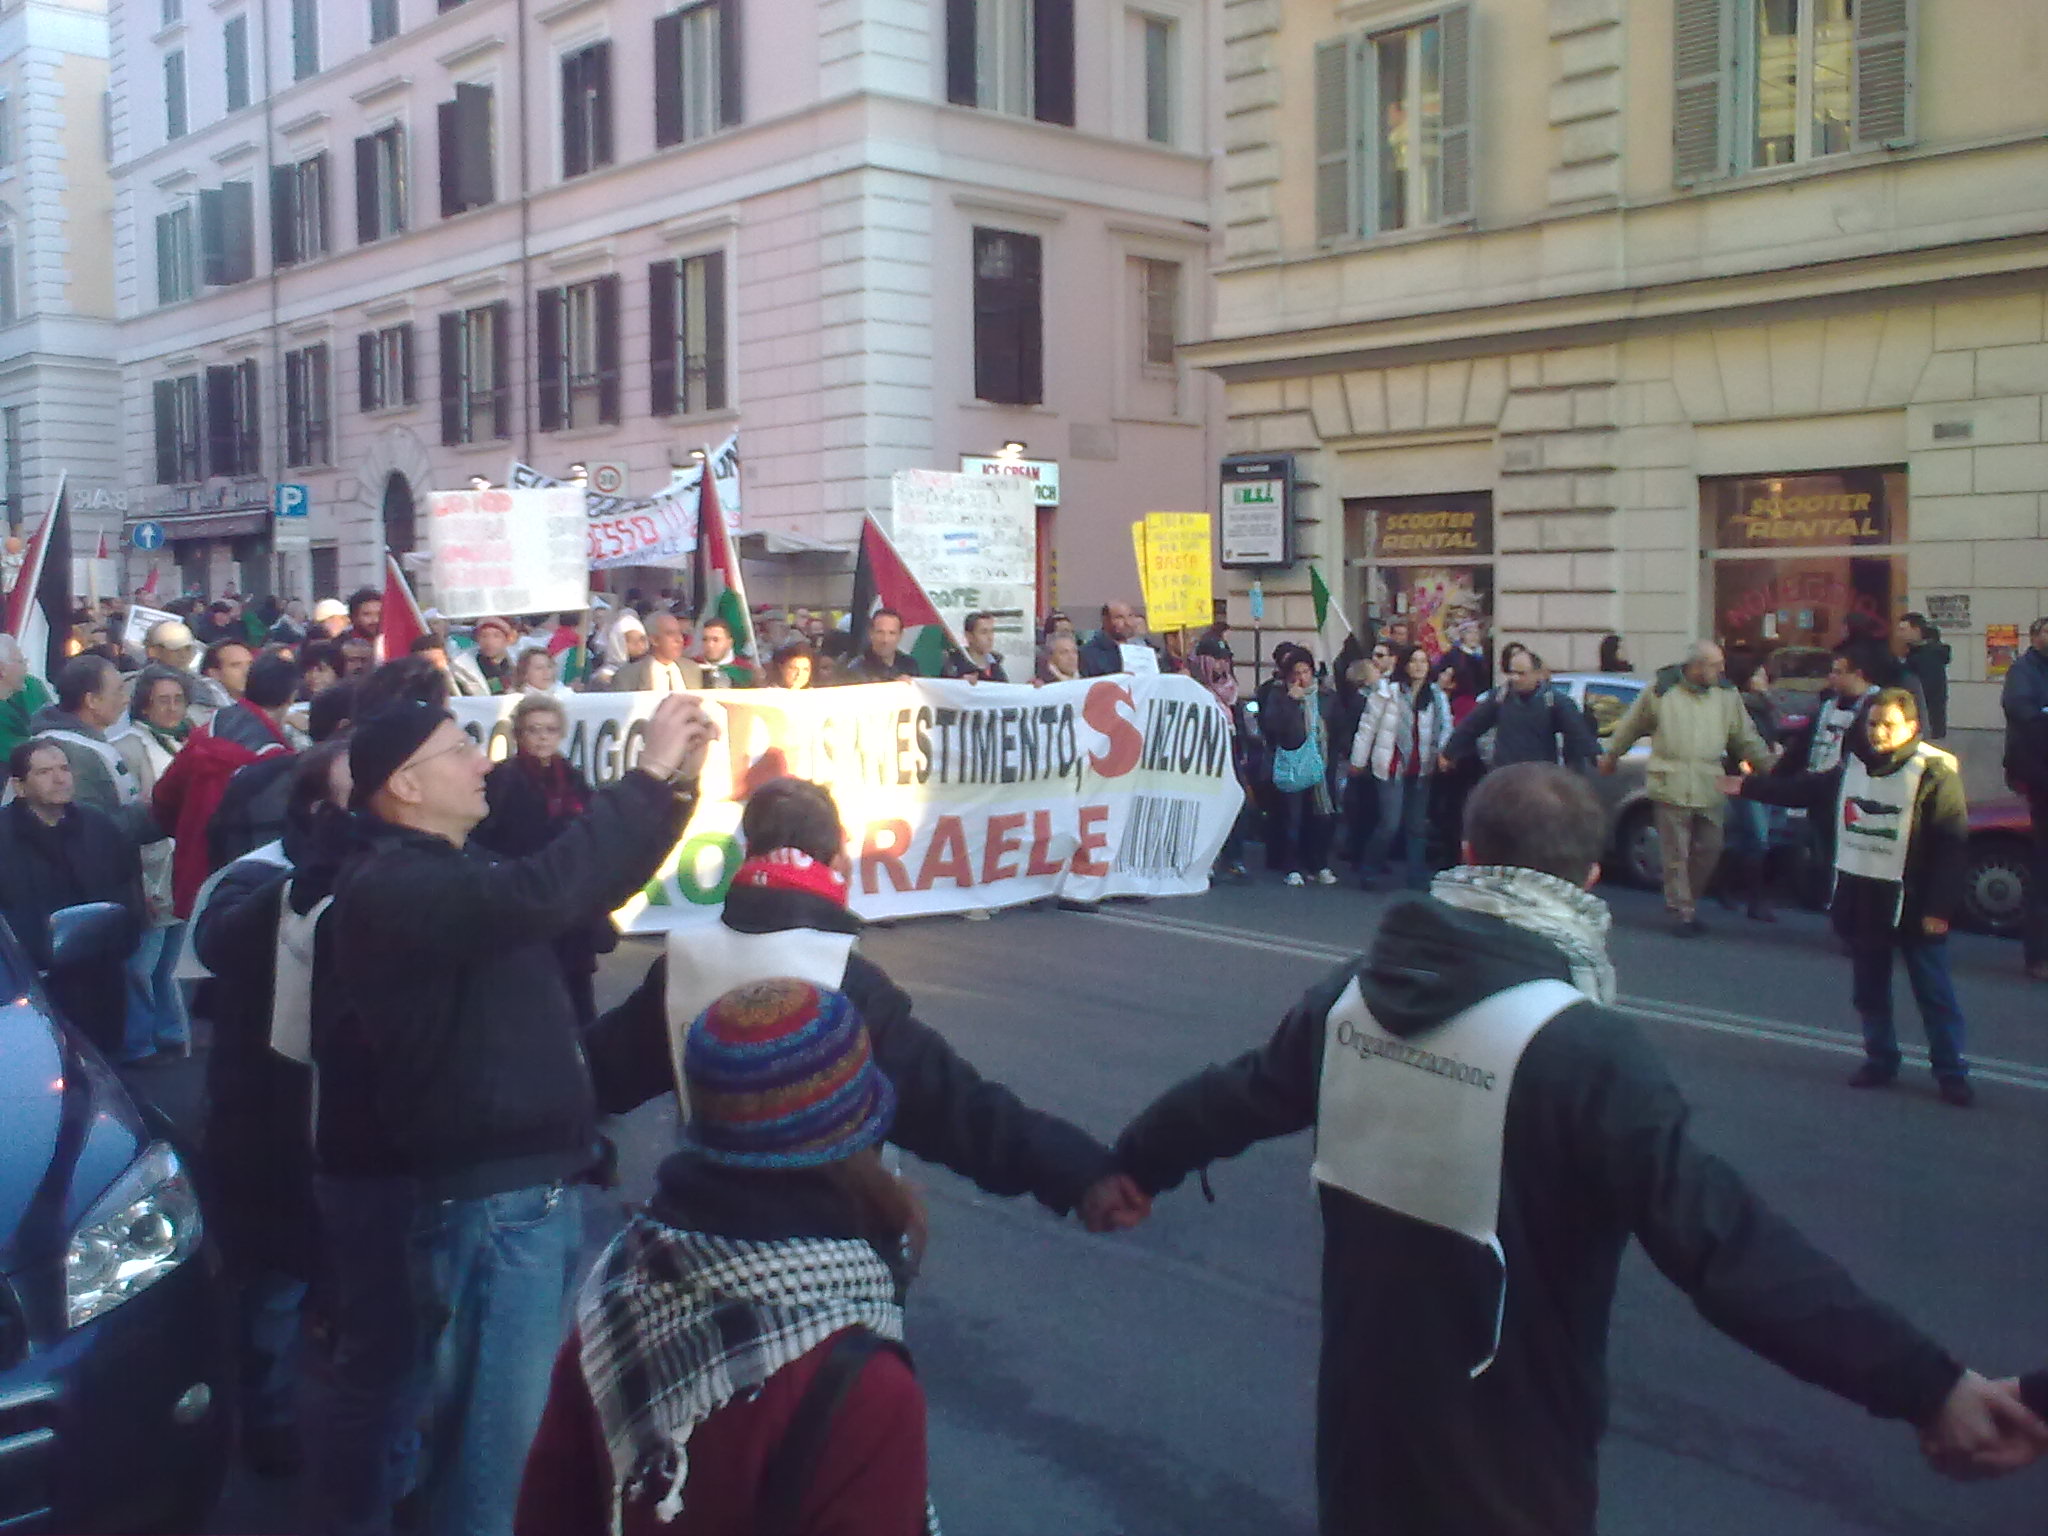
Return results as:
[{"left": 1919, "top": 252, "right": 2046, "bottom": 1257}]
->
[
  {"left": 1134, "top": 512, "right": 1212, "bottom": 631},
  {"left": 122, "top": 603, "right": 182, "bottom": 651},
  {"left": 891, "top": 469, "right": 1038, "bottom": 681},
  {"left": 511, "top": 461, "right": 698, "bottom": 569},
  {"left": 427, "top": 487, "right": 589, "bottom": 618}
]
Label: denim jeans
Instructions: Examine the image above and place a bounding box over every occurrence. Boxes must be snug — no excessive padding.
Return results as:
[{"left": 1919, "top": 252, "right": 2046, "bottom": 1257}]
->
[
  {"left": 240, "top": 1268, "right": 309, "bottom": 1430},
  {"left": 121, "top": 921, "right": 190, "bottom": 1060},
  {"left": 1850, "top": 935, "right": 1969, "bottom": 1080},
  {"left": 310, "top": 1176, "right": 585, "bottom": 1536},
  {"left": 1365, "top": 775, "right": 1432, "bottom": 889}
]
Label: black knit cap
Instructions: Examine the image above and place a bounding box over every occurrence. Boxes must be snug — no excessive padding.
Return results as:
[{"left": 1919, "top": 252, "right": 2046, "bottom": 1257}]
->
[{"left": 348, "top": 700, "right": 454, "bottom": 810}]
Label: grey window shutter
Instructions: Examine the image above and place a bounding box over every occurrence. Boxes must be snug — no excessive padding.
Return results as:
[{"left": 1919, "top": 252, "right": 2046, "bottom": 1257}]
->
[
  {"left": 224, "top": 181, "right": 255, "bottom": 283},
  {"left": 236, "top": 359, "right": 261, "bottom": 471},
  {"left": 399, "top": 323, "right": 416, "bottom": 404},
  {"left": 1313, "top": 38, "right": 1357, "bottom": 243},
  {"left": 438, "top": 312, "right": 462, "bottom": 444},
  {"left": 589, "top": 42, "right": 614, "bottom": 165},
  {"left": 1016, "top": 234, "right": 1042, "bottom": 405},
  {"left": 438, "top": 99, "right": 461, "bottom": 216},
  {"left": 648, "top": 261, "right": 677, "bottom": 415},
  {"left": 1852, "top": 0, "right": 1915, "bottom": 150},
  {"left": 1032, "top": 0, "right": 1075, "bottom": 127},
  {"left": 272, "top": 164, "right": 298, "bottom": 266},
  {"left": 199, "top": 188, "right": 226, "bottom": 284},
  {"left": 488, "top": 301, "right": 512, "bottom": 438},
  {"left": 536, "top": 286, "right": 565, "bottom": 430},
  {"left": 1671, "top": 0, "right": 1732, "bottom": 185},
  {"left": 717, "top": 2, "right": 743, "bottom": 128},
  {"left": 205, "top": 365, "right": 236, "bottom": 475},
  {"left": 561, "top": 49, "right": 588, "bottom": 177},
  {"left": 154, "top": 380, "right": 179, "bottom": 483},
  {"left": 156, "top": 213, "right": 174, "bottom": 304},
  {"left": 653, "top": 11, "right": 684, "bottom": 147},
  {"left": 1438, "top": 3, "right": 1474, "bottom": 222},
  {"left": 459, "top": 86, "right": 495, "bottom": 207},
  {"left": 355, "top": 134, "right": 378, "bottom": 241},
  {"left": 595, "top": 274, "right": 622, "bottom": 424},
  {"left": 702, "top": 251, "right": 726, "bottom": 410},
  {"left": 945, "top": 0, "right": 977, "bottom": 107},
  {"left": 307, "top": 154, "right": 330, "bottom": 258},
  {"left": 358, "top": 332, "right": 377, "bottom": 412}
]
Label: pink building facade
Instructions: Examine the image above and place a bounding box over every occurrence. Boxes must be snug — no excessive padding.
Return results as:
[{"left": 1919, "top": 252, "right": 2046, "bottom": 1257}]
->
[{"left": 109, "top": 0, "right": 1222, "bottom": 614}]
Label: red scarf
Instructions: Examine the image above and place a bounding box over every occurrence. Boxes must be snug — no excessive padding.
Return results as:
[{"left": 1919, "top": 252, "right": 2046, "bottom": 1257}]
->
[
  {"left": 518, "top": 752, "right": 589, "bottom": 822},
  {"left": 732, "top": 848, "right": 849, "bottom": 906}
]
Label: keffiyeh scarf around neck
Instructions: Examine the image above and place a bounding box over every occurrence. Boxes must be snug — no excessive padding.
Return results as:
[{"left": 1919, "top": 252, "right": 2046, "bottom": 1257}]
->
[
  {"left": 578, "top": 1215, "right": 939, "bottom": 1532},
  {"left": 1429, "top": 863, "right": 1617, "bottom": 1004}
]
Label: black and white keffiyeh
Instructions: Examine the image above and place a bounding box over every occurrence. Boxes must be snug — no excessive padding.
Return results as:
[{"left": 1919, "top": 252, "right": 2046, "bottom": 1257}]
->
[
  {"left": 1430, "top": 863, "right": 1618, "bottom": 1004},
  {"left": 577, "top": 1215, "right": 937, "bottom": 1531}
]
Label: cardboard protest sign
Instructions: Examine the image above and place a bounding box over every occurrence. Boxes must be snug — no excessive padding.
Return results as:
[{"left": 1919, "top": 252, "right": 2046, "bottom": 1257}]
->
[
  {"left": 122, "top": 603, "right": 182, "bottom": 650},
  {"left": 448, "top": 674, "right": 1240, "bottom": 928},
  {"left": 1136, "top": 513, "right": 1213, "bottom": 632},
  {"left": 890, "top": 469, "right": 1038, "bottom": 682},
  {"left": 427, "top": 487, "right": 589, "bottom": 618}
]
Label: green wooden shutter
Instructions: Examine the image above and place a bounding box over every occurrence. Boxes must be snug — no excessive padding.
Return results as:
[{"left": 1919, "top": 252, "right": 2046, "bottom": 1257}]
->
[
  {"left": 1313, "top": 37, "right": 1358, "bottom": 243},
  {"left": 1851, "top": 0, "right": 1915, "bottom": 150},
  {"left": 1671, "top": 0, "right": 1732, "bottom": 186}
]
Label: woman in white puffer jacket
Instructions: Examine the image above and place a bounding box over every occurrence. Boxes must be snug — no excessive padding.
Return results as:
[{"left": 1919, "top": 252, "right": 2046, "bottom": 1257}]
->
[{"left": 1348, "top": 643, "right": 1452, "bottom": 891}]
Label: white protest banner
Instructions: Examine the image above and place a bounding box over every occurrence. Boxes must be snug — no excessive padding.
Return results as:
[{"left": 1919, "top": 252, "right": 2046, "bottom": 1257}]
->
[
  {"left": 510, "top": 462, "right": 698, "bottom": 569},
  {"left": 889, "top": 469, "right": 1038, "bottom": 682},
  {"left": 449, "top": 673, "right": 1239, "bottom": 929},
  {"left": 707, "top": 434, "right": 741, "bottom": 531},
  {"left": 427, "top": 487, "right": 589, "bottom": 618},
  {"left": 122, "top": 603, "right": 181, "bottom": 650}
]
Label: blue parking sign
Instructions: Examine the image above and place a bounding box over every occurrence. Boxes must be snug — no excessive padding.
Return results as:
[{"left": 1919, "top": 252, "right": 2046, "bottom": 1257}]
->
[{"left": 275, "top": 484, "right": 310, "bottom": 519}]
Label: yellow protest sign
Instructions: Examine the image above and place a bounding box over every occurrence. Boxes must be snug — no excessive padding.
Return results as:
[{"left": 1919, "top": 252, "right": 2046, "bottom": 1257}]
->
[{"left": 1135, "top": 512, "right": 1212, "bottom": 631}]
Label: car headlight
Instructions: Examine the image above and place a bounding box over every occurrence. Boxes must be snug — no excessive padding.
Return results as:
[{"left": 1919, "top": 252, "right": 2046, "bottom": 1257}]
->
[{"left": 65, "top": 1142, "right": 203, "bottom": 1330}]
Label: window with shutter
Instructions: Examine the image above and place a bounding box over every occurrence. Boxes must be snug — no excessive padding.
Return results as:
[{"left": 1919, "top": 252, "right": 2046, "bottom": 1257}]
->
[
  {"left": 536, "top": 286, "right": 566, "bottom": 431},
  {"left": 1317, "top": 11, "right": 1474, "bottom": 244},
  {"left": 972, "top": 227, "right": 1042, "bottom": 406},
  {"left": 199, "top": 188, "right": 226, "bottom": 285},
  {"left": 595, "top": 273, "right": 621, "bottom": 424},
  {"left": 438, "top": 312, "right": 462, "bottom": 445},
  {"left": 164, "top": 51, "right": 188, "bottom": 140},
  {"left": 299, "top": 154, "right": 330, "bottom": 260},
  {"left": 1851, "top": 0, "right": 1914, "bottom": 149},
  {"left": 447, "top": 303, "right": 512, "bottom": 442},
  {"left": 154, "top": 380, "right": 179, "bottom": 485},
  {"left": 171, "top": 376, "right": 203, "bottom": 482},
  {"left": 358, "top": 333, "right": 377, "bottom": 414},
  {"left": 654, "top": 4, "right": 726, "bottom": 147},
  {"left": 272, "top": 166, "right": 299, "bottom": 267},
  {"left": 1313, "top": 38, "right": 1358, "bottom": 242},
  {"left": 1671, "top": 0, "right": 1731, "bottom": 182},
  {"left": 440, "top": 85, "right": 495, "bottom": 217},
  {"left": 487, "top": 302, "right": 512, "bottom": 438},
  {"left": 157, "top": 206, "right": 196, "bottom": 304},
  {"left": 221, "top": 181, "right": 256, "bottom": 284},
  {"left": 363, "top": 324, "right": 415, "bottom": 411},
  {"left": 1437, "top": 3, "right": 1473, "bottom": 221},
  {"left": 235, "top": 360, "right": 261, "bottom": 474},
  {"left": 224, "top": 16, "right": 251, "bottom": 111},
  {"left": 561, "top": 42, "right": 613, "bottom": 179},
  {"left": 370, "top": 0, "right": 398, "bottom": 44},
  {"left": 357, "top": 125, "right": 406, "bottom": 241},
  {"left": 286, "top": 345, "right": 331, "bottom": 467},
  {"left": 1033, "top": 0, "right": 1074, "bottom": 126},
  {"left": 292, "top": 0, "right": 320, "bottom": 80},
  {"left": 204, "top": 366, "right": 237, "bottom": 477}
]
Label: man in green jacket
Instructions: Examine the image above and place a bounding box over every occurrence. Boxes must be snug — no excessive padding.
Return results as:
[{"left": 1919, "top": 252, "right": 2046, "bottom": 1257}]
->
[
  {"left": 1601, "top": 640, "right": 1772, "bottom": 935},
  {"left": 0, "top": 634, "right": 54, "bottom": 763}
]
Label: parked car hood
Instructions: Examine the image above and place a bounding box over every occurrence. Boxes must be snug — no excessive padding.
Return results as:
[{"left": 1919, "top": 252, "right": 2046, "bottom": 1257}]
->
[{"left": 0, "top": 995, "right": 149, "bottom": 1274}]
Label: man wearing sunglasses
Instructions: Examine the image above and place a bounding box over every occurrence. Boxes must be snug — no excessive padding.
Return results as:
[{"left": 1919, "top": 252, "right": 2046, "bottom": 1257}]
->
[{"left": 303, "top": 692, "right": 717, "bottom": 1536}]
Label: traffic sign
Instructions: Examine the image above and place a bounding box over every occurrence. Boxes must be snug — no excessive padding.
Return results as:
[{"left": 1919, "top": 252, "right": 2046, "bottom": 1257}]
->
[
  {"left": 130, "top": 521, "right": 166, "bottom": 552},
  {"left": 588, "top": 461, "right": 628, "bottom": 497},
  {"left": 275, "top": 483, "right": 310, "bottom": 519}
]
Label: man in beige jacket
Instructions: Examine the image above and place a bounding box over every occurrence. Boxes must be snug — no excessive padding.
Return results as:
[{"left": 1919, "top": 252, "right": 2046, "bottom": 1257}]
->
[{"left": 1601, "top": 641, "right": 1772, "bottom": 935}]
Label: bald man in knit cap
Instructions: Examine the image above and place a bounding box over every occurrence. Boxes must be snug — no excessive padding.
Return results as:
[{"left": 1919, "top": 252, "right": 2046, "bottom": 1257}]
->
[{"left": 304, "top": 693, "right": 717, "bottom": 1536}]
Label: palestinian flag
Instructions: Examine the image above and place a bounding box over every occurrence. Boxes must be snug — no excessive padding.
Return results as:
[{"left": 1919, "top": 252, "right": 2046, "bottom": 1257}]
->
[
  {"left": 694, "top": 461, "right": 754, "bottom": 675},
  {"left": 3, "top": 476, "right": 72, "bottom": 680},
  {"left": 1310, "top": 561, "right": 1350, "bottom": 668},
  {"left": 852, "top": 516, "right": 955, "bottom": 677},
  {"left": 380, "top": 550, "right": 427, "bottom": 661}
]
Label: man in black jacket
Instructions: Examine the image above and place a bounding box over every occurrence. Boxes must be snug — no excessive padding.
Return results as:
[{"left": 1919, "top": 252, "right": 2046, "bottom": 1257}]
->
[
  {"left": 0, "top": 737, "right": 143, "bottom": 1052},
  {"left": 2000, "top": 615, "right": 2048, "bottom": 981},
  {"left": 584, "top": 775, "right": 1149, "bottom": 1232},
  {"left": 1438, "top": 647, "right": 1597, "bottom": 772},
  {"left": 1112, "top": 762, "right": 2040, "bottom": 1536},
  {"left": 304, "top": 693, "right": 716, "bottom": 1536},
  {"left": 1735, "top": 688, "right": 1976, "bottom": 1105}
]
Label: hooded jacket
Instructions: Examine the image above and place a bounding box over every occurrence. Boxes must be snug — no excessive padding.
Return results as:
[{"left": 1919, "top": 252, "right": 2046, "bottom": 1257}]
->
[
  {"left": 309, "top": 768, "right": 694, "bottom": 1198},
  {"left": 28, "top": 703, "right": 165, "bottom": 847},
  {"left": 582, "top": 880, "right": 1114, "bottom": 1216},
  {"left": 1739, "top": 729, "right": 1968, "bottom": 942},
  {"left": 1114, "top": 897, "right": 1960, "bottom": 1536}
]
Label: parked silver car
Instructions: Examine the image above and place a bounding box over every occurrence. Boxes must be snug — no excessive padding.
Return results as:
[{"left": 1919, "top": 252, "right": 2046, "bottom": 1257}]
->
[{"left": 1545, "top": 673, "right": 1660, "bottom": 887}]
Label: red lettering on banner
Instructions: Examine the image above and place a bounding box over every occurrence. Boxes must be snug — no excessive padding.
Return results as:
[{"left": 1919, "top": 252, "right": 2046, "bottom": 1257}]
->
[
  {"left": 915, "top": 816, "right": 975, "bottom": 890},
  {"left": 1070, "top": 804, "right": 1111, "bottom": 875},
  {"left": 1026, "top": 810, "right": 1065, "bottom": 876},
  {"left": 860, "top": 819, "right": 914, "bottom": 894},
  {"left": 982, "top": 812, "right": 1027, "bottom": 884},
  {"left": 1084, "top": 682, "right": 1142, "bottom": 778}
]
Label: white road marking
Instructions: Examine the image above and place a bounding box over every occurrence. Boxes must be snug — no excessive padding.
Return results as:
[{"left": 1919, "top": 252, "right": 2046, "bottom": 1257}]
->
[{"left": 1087, "top": 908, "right": 2048, "bottom": 1094}]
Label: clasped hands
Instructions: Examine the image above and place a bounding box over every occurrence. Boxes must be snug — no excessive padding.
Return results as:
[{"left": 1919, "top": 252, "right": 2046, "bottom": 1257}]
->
[{"left": 1920, "top": 1370, "right": 2048, "bottom": 1479}]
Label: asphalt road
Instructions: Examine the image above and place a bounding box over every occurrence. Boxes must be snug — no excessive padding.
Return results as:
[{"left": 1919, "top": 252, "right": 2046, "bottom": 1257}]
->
[{"left": 194, "top": 876, "right": 2047, "bottom": 1535}]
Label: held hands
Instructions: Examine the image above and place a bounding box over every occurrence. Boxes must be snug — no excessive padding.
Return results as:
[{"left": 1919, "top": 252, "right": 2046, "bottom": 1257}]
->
[
  {"left": 1922, "top": 915, "right": 1951, "bottom": 938},
  {"left": 1078, "top": 1173, "right": 1153, "bottom": 1234},
  {"left": 1716, "top": 775, "right": 1747, "bottom": 797},
  {"left": 638, "top": 694, "right": 720, "bottom": 782},
  {"left": 1596, "top": 756, "right": 1618, "bottom": 776},
  {"left": 1436, "top": 753, "right": 1453, "bottom": 774},
  {"left": 1920, "top": 1371, "right": 2048, "bottom": 1479}
]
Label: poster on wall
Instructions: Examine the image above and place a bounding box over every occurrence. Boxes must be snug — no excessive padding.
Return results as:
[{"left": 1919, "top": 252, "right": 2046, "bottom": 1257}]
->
[
  {"left": 890, "top": 469, "right": 1038, "bottom": 683},
  {"left": 426, "top": 486, "right": 589, "bottom": 618},
  {"left": 1372, "top": 565, "right": 1493, "bottom": 666},
  {"left": 1986, "top": 624, "right": 2019, "bottom": 681}
]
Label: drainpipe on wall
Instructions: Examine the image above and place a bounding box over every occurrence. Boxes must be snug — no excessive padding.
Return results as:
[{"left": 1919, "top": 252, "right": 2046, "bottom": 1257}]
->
[
  {"left": 261, "top": 0, "right": 283, "bottom": 598},
  {"left": 516, "top": 0, "right": 533, "bottom": 464}
]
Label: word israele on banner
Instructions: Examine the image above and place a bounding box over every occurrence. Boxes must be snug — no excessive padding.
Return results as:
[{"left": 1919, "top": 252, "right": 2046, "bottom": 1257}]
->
[
  {"left": 509, "top": 461, "right": 700, "bottom": 569},
  {"left": 449, "top": 674, "right": 1240, "bottom": 929},
  {"left": 427, "top": 487, "right": 589, "bottom": 618},
  {"left": 890, "top": 469, "right": 1038, "bottom": 683}
]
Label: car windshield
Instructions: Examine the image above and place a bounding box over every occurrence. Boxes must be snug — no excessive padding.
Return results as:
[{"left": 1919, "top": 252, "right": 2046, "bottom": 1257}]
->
[{"left": 1582, "top": 680, "right": 1641, "bottom": 738}]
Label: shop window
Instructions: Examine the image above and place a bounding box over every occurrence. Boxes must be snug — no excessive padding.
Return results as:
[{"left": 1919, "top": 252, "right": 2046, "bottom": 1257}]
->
[
  {"left": 649, "top": 251, "right": 727, "bottom": 416},
  {"left": 272, "top": 152, "right": 330, "bottom": 266},
  {"left": 1673, "top": 0, "right": 1915, "bottom": 184},
  {"left": 536, "top": 275, "right": 621, "bottom": 431},
  {"left": 1314, "top": 5, "right": 1473, "bottom": 243},
  {"left": 1347, "top": 492, "right": 1495, "bottom": 664},
  {"left": 654, "top": 2, "right": 741, "bottom": 148},
  {"left": 946, "top": 0, "right": 1074, "bottom": 126},
  {"left": 972, "top": 227, "right": 1041, "bottom": 406},
  {"left": 358, "top": 322, "right": 415, "bottom": 411}
]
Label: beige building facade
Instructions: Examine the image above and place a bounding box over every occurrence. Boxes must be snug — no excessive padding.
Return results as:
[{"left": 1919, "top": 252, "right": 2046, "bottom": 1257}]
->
[{"left": 1193, "top": 0, "right": 2048, "bottom": 749}]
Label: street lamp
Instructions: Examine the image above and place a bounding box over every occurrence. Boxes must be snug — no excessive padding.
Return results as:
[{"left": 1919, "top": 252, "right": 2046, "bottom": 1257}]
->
[
  {"left": 468, "top": 476, "right": 491, "bottom": 491},
  {"left": 999, "top": 441, "right": 1027, "bottom": 459},
  {"left": 569, "top": 463, "right": 589, "bottom": 483}
]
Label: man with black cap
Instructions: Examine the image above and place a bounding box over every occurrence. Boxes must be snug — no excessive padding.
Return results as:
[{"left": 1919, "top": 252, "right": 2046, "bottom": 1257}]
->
[{"left": 305, "top": 692, "right": 716, "bottom": 1536}]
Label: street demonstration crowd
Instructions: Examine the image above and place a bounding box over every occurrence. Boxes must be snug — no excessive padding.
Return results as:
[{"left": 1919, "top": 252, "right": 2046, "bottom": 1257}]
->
[{"left": 0, "top": 580, "right": 2044, "bottom": 1535}]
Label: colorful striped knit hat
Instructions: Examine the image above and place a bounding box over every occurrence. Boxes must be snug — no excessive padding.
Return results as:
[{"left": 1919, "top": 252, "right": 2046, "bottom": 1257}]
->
[{"left": 683, "top": 979, "right": 896, "bottom": 1169}]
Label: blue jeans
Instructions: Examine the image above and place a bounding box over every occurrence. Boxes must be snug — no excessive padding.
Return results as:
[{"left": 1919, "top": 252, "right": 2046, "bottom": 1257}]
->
[
  {"left": 240, "top": 1269, "right": 309, "bottom": 1430},
  {"left": 1722, "top": 797, "right": 1768, "bottom": 856},
  {"left": 311, "top": 1177, "right": 585, "bottom": 1536},
  {"left": 121, "top": 921, "right": 190, "bottom": 1059},
  {"left": 1365, "top": 775, "right": 1432, "bottom": 889},
  {"left": 1850, "top": 936, "right": 1968, "bottom": 1080}
]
